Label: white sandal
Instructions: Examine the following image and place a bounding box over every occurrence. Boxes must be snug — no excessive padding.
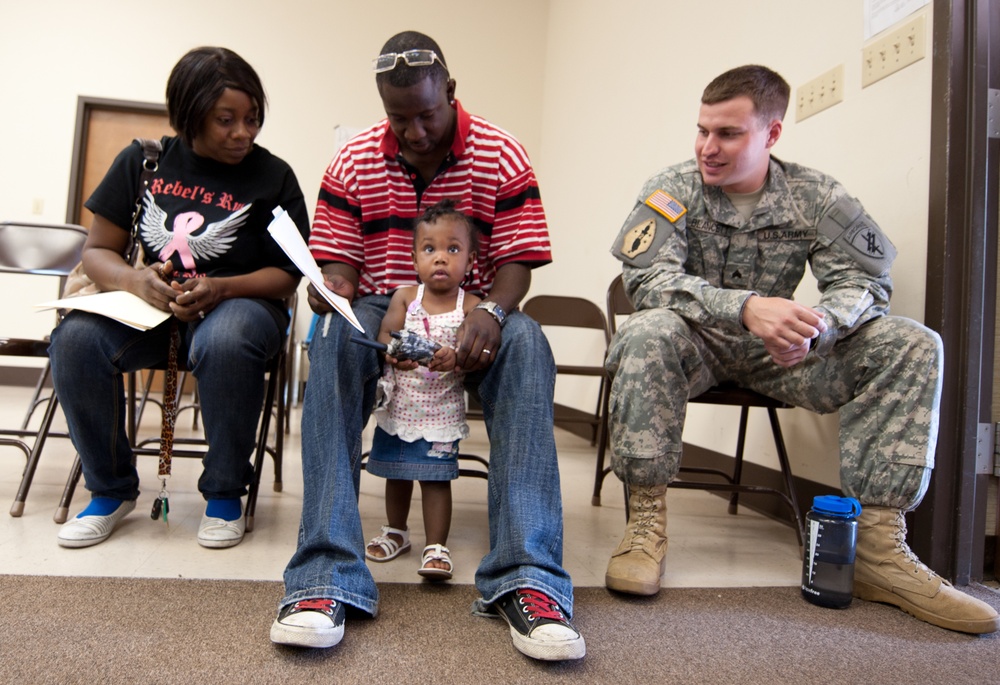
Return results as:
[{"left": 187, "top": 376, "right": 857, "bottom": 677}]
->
[
  {"left": 418, "top": 543, "right": 453, "bottom": 580},
  {"left": 365, "top": 525, "right": 411, "bottom": 562}
]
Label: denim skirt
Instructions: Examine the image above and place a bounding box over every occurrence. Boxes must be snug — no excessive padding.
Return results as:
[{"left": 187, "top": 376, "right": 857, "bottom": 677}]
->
[{"left": 366, "top": 427, "right": 460, "bottom": 481}]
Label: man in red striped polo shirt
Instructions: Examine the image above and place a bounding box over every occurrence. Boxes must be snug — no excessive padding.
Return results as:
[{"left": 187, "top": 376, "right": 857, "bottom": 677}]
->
[{"left": 271, "top": 31, "right": 585, "bottom": 662}]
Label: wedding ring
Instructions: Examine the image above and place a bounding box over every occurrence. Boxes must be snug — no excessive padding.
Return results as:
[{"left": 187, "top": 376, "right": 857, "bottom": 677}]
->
[
  {"left": 482, "top": 349, "right": 491, "bottom": 355},
  {"left": 198, "top": 310, "right": 206, "bottom": 319}
]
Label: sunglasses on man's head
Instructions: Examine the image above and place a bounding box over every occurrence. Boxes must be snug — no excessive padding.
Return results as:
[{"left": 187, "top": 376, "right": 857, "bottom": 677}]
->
[{"left": 372, "top": 49, "right": 447, "bottom": 74}]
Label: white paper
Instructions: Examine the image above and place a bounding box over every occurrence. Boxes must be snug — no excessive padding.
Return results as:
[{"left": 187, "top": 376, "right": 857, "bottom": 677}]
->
[
  {"left": 36, "top": 291, "right": 172, "bottom": 331},
  {"left": 267, "top": 207, "right": 364, "bottom": 332},
  {"left": 864, "top": 0, "right": 929, "bottom": 39}
]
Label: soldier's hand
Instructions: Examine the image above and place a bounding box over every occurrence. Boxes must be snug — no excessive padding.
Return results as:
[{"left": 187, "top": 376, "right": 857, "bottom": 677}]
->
[
  {"left": 764, "top": 339, "right": 811, "bottom": 368},
  {"left": 742, "top": 294, "right": 826, "bottom": 351}
]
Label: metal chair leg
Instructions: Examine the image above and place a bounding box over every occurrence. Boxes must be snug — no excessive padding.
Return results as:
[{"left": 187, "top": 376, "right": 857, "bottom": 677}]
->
[
  {"left": 767, "top": 407, "right": 804, "bottom": 545},
  {"left": 54, "top": 454, "right": 83, "bottom": 523},
  {"left": 245, "top": 351, "right": 282, "bottom": 532},
  {"left": 9, "top": 393, "right": 61, "bottom": 517},
  {"left": 727, "top": 406, "right": 751, "bottom": 515},
  {"left": 592, "top": 385, "right": 612, "bottom": 506}
]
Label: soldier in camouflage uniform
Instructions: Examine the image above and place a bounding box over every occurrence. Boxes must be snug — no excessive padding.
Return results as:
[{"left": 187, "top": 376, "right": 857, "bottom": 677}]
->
[{"left": 605, "top": 64, "right": 998, "bottom": 634}]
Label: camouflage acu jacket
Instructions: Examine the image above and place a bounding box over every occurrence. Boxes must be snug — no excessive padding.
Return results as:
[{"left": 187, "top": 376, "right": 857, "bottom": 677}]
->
[{"left": 610, "top": 157, "right": 897, "bottom": 357}]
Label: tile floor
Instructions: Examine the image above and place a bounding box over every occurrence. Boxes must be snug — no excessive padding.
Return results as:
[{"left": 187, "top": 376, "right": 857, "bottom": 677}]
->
[{"left": 0, "top": 383, "right": 803, "bottom": 588}]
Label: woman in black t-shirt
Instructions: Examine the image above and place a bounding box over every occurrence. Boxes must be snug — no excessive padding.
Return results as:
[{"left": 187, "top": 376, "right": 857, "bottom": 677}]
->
[{"left": 50, "top": 46, "right": 309, "bottom": 550}]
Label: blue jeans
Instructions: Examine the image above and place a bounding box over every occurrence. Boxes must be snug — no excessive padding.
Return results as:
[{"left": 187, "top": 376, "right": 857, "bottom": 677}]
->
[
  {"left": 280, "top": 295, "right": 574, "bottom": 617},
  {"left": 48, "top": 299, "right": 284, "bottom": 501}
]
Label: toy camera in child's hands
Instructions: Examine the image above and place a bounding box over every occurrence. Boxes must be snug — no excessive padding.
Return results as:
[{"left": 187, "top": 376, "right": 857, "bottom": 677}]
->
[
  {"left": 347, "top": 331, "right": 441, "bottom": 365},
  {"left": 386, "top": 330, "right": 441, "bottom": 365}
]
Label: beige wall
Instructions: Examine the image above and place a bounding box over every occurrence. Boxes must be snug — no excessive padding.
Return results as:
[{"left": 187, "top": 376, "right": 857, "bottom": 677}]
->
[{"left": 0, "top": 0, "right": 934, "bottom": 489}]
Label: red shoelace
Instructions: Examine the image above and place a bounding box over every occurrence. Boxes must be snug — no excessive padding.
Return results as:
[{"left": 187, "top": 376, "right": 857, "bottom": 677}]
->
[
  {"left": 517, "top": 589, "right": 564, "bottom": 621},
  {"left": 293, "top": 599, "right": 337, "bottom": 615}
]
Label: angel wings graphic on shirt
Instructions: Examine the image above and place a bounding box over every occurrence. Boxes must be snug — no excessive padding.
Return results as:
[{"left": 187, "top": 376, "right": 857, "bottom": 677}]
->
[{"left": 139, "top": 191, "right": 250, "bottom": 270}]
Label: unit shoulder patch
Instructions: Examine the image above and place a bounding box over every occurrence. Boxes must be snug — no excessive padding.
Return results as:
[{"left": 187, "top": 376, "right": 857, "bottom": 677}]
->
[
  {"left": 621, "top": 218, "right": 656, "bottom": 259},
  {"left": 817, "top": 195, "right": 897, "bottom": 276},
  {"left": 611, "top": 200, "right": 681, "bottom": 268}
]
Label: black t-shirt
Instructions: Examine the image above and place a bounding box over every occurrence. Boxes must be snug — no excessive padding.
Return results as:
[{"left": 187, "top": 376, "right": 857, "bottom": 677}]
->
[{"left": 85, "top": 136, "right": 310, "bottom": 316}]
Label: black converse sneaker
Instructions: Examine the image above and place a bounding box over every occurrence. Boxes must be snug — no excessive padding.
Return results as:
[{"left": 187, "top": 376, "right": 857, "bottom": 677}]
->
[
  {"left": 491, "top": 589, "right": 585, "bottom": 661},
  {"left": 269, "top": 598, "right": 345, "bottom": 648}
]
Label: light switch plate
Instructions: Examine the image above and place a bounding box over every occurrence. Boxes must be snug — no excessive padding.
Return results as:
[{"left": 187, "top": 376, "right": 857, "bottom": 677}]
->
[
  {"left": 796, "top": 65, "right": 844, "bottom": 122},
  {"left": 862, "top": 14, "right": 927, "bottom": 87}
]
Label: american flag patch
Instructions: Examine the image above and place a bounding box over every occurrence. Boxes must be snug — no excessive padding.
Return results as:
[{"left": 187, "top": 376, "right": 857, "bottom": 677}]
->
[{"left": 645, "top": 190, "right": 686, "bottom": 222}]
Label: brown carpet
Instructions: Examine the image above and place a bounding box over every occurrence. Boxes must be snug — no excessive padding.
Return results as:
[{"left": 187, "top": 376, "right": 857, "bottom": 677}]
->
[{"left": 2, "top": 574, "right": 999, "bottom": 684}]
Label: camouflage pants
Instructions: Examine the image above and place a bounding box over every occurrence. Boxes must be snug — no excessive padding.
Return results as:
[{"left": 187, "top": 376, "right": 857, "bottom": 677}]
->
[{"left": 605, "top": 310, "right": 942, "bottom": 510}]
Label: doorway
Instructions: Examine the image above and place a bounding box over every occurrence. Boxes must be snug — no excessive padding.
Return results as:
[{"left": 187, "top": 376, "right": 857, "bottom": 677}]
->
[
  {"left": 65, "top": 96, "right": 172, "bottom": 227},
  {"left": 921, "top": 0, "right": 1000, "bottom": 584}
]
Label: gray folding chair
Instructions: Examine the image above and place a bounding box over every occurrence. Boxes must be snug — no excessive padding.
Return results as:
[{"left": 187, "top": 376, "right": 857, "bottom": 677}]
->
[
  {"left": 0, "top": 221, "right": 88, "bottom": 516},
  {"left": 521, "top": 294, "right": 610, "bottom": 448}
]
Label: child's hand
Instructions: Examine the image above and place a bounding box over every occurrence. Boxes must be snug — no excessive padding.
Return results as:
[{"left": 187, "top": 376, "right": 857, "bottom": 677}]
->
[
  {"left": 385, "top": 353, "right": 419, "bottom": 371},
  {"left": 428, "top": 346, "right": 457, "bottom": 372}
]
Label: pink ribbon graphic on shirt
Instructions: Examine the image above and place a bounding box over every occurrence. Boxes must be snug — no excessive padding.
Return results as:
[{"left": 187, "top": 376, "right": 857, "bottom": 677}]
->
[{"left": 158, "top": 211, "right": 203, "bottom": 270}]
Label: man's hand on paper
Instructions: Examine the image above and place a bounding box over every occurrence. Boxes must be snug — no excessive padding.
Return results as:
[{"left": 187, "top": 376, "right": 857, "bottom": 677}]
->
[{"left": 307, "top": 264, "right": 358, "bottom": 315}]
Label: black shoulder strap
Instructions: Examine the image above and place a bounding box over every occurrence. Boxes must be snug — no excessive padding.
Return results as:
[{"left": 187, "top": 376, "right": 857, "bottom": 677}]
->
[{"left": 126, "top": 138, "right": 163, "bottom": 262}]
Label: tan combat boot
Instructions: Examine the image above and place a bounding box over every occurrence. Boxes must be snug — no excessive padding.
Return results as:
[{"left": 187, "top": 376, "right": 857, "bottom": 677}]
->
[
  {"left": 853, "top": 505, "right": 999, "bottom": 634},
  {"left": 605, "top": 484, "right": 668, "bottom": 595}
]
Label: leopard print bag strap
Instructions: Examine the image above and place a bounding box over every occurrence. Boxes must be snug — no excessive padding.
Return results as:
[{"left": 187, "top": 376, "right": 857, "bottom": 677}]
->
[{"left": 151, "top": 320, "right": 180, "bottom": 524}]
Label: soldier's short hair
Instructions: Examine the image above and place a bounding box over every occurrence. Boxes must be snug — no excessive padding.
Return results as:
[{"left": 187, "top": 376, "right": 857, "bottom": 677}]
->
[{"left": 702, "top": 65, "right": 790, "bottom": 124}]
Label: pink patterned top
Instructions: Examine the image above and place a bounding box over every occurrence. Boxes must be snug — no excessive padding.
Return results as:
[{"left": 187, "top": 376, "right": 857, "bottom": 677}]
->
[{"left": 374, "top": 285, "right": 469, "bottom": 443}]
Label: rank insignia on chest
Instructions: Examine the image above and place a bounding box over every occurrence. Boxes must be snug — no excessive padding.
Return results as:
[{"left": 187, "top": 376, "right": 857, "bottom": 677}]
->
[
  {"left": 645, "top": 190, "right": 687, "bottom": 222},
  {"left": 622, "top": 218, "right": 656, "bottom": 259}
]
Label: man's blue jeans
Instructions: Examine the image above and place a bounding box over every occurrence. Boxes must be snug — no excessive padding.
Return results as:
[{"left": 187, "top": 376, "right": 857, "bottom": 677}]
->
[
  {"left": 48, "top": 299, "right": 283, "bottom": 502},
  {"left": 280, "top": 295, "right": 574, "bottom": 617}
]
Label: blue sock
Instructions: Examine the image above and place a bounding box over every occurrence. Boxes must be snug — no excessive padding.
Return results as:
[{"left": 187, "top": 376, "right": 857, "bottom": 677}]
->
[
  {"left": 205, "top": 498, "right": 242, "bottom": 521},
  {"left": 79, "top": 497, "right": 123, "bottom": 517}
]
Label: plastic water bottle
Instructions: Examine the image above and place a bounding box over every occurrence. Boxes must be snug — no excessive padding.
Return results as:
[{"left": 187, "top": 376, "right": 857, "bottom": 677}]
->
[{"left": 801, "top": 495, "right": 862, "bottom": 609}]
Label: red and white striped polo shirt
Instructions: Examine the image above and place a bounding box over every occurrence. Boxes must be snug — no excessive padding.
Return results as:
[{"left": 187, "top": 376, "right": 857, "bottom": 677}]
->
[{"left": 308, "top": 100, "right": 552, "bottom": 296}]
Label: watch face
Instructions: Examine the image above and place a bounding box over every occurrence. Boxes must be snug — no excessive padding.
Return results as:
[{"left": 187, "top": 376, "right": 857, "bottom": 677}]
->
[{"left": 479, "top": 302, "right": 505, "bottom": 323}]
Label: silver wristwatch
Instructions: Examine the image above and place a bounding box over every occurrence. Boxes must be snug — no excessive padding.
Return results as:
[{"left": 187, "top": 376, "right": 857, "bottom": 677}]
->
[{"left": 475, "top": 301, "right": 507, "bottom": 327}]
